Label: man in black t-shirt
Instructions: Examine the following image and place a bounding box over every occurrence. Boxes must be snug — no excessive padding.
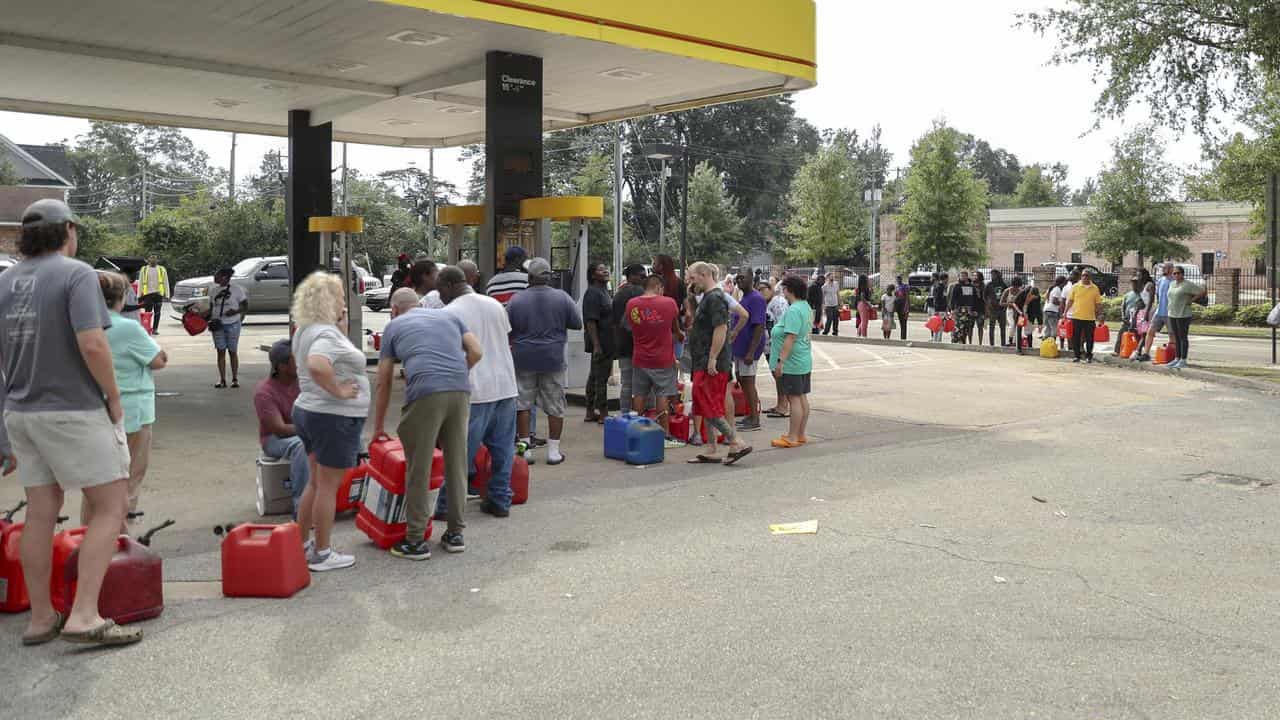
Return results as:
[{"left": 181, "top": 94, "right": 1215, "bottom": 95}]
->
[
  {"left": 581, "top": 263, "right": 614, "bottom": 423},
  {"left": 610, "top": 264, "right": 648, "bottom": 413}
]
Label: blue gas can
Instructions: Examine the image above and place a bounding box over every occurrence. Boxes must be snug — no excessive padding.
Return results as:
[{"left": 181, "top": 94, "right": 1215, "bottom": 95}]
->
[
  {"left": 625, "top": 417, "right": 665, "bottom": 466},
  {"left": 604, "top": 413, "right": 642, "bottom": 460}
]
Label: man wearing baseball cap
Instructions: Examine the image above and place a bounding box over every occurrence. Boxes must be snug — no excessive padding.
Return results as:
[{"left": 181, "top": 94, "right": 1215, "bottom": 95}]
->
[
  {"left": 255, "top": 339, "right": 308, "bottom": 514},
  {"left": 0, "top": 199, "right": 140, "bottom": 647},
  {"left": 506, "top": 257, "right": 582, "bottom": 465},
  {"left": 486, "top": 246, "right": 529, "bottom": 305}
]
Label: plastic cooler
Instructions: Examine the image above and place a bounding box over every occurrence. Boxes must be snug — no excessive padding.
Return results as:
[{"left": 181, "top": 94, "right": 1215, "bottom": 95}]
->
[
  {"left": 256, "top": 456, "right": 293, "bottom": 516},
  {"left": 356, "top": 437, "right": 443, "bottom": 549},
  {"left": 221, "top": 522, "right": 310, "bottom": 598}
]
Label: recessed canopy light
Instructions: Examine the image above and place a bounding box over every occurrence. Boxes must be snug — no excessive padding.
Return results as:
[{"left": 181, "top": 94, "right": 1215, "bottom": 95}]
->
[
  {"left": 322, "top": 59, "right": 367, "bottom": 73},
  {"left": 382, "top": 118, "right": 418, "bottom": 126},
  {"left": 387, "top": 30, "right": 450, "bottom": 47},
  {"left": 439, "top": 106, "right": 479, "bottom": 115},
  {"left": 598, "top": 67, "right": 652, "bottom": 80},
  {"left": 259, "top": 82, "right": 297, "bottom": 93},
  {"left": 212, "top": 98, "right": 246, "bottom": 108}
]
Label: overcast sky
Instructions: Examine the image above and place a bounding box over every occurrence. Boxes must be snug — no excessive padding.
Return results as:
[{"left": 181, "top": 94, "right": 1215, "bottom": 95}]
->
[{"left": 0, "top": 0, "right": 1221, "bottom": 198}]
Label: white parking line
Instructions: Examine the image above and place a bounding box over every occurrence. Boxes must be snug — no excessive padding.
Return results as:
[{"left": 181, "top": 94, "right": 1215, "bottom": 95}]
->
[
  {"left": 851, "top": 345, "right": 893, "bottom": 366},
  {"left": 812, "top": 342, "right": 842, "bottom": 370}
]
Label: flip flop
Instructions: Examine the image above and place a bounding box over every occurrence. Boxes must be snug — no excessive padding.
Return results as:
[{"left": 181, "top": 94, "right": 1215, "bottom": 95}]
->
[
  {"left": 765, "top": 411, "right": 790, "bottom": 419},
  {"left": 61, "top": 619, "right": 142, "bottom": 647},
  {"left": 724, "top": 447, "right": 753, "bottom": 465},
  {"left": 686, "top": 455, "right": 722, "bottom": 464},
  {"left": 771, "top": 437, "right": 801, "bottom": 449},
  {"left": 22, "top": 612, "right": 66, "bottom": 646}
]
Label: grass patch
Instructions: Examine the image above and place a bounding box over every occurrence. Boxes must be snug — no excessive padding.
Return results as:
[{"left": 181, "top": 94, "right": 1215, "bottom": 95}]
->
[
  {"left": 1205, "top": 366, "right": 1280, "bottom": 384},
  {"left": 1097, "top": 321, "right": 1275, "bottom": 339}
]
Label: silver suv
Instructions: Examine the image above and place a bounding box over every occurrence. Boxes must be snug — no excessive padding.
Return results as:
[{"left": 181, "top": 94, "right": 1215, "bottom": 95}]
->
[{"left": 171, "top": 256, "right": 291, "bottom": 315}]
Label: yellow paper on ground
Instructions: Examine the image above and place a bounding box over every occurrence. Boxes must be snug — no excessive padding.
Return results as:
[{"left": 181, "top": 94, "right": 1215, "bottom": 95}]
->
[{"left": 769, "top": 520, "right": 818, "bottom": 535}]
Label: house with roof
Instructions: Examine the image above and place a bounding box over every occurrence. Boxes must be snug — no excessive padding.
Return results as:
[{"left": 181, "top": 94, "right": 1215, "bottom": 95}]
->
[{"left": 0, "top": 134, "right": 74, "bottom": 254}]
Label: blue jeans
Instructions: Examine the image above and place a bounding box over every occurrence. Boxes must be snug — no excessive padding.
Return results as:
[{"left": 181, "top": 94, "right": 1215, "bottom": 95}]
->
[
  {"left": 263, "top": 434, "right": 309, "bottom": 516},
  {"left": 435, "top": 397, "right": 517, "bottom": 513}
]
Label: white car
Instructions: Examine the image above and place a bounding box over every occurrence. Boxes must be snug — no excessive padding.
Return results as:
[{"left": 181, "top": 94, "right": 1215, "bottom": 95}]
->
[{"left": 0, "top": 256, "right": 16, "bottom": 274}]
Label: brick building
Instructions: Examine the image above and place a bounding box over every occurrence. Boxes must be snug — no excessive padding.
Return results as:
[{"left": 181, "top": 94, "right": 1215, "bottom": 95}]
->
[
  {"left": 0, "top": 134, "right": 74, "bottom": 255},
  {"left": 877, "top": 201, "right": 1261, "bottom": 279}
]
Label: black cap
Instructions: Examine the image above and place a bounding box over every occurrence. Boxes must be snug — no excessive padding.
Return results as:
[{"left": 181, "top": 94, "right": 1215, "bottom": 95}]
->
[
  {"left": 21, "top": 198, "right": 78, "bottom": 228},
  {"left": 504, "top": 246, "right": 527, "bottom": 264}
]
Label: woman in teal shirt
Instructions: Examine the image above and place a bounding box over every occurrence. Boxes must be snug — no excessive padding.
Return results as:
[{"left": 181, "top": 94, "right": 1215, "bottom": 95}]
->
[
  {"left": 770, "top": 276, "right": 813, "bottom": 449},
  {"left": 1164, "top": 267, "right": 1206, "bottom": 369},
  {"left": 86, "top": 272, "right": 167, "bottom": 530}
]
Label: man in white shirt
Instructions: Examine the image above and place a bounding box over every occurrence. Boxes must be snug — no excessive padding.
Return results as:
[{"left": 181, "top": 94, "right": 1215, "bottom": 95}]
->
[
  {"left": 206, "top": 267, "right": 249, "bottom": 388},
  {"left": 434, "top": 266, "right": 520, "bottom": 518}
]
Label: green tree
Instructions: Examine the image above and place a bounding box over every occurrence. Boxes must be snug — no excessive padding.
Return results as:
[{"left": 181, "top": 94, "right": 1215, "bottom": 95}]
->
[
  {"left": 783, "top": 138, "right": 867, "bottom": 263},
  {"left": 897, "top": 121, "right": 990, "bottom": 271},
  {"left": 1071, "top": 176, "right": 1099, "bottom": 206},
  {"left": 0, "top": 157, "right": 18, "bottom": 186},
  {"left": 1083, "top": 128, "right": 1198, "bottom": 266},
  {"left": 74, "top": 216, "right": 140, "bottom": 263},
  {"left": 670, "top": 161, "right": 745, "bottom": 263},
  {"left": 1020, "top": 1, "right": 1280, "bottom": 133},
  {"left": 1013, "top": 164, "right": 1071, "bottom": 207}
]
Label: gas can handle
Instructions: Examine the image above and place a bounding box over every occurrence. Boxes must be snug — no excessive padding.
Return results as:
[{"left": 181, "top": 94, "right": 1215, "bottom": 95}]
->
[{"left": 3, "top": 500, "right": 26, "bottom": 523}]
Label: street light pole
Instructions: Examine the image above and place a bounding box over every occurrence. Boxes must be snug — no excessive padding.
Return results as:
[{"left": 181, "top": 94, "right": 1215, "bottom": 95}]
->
[
  {"left": 658, "top": 158, "right": 667, "bottom": 251},
  {"left": 1268, "top": 172, "right": 1277, "bottom": 364},
  {"left": 680, "top": 148, "right": 689, "bottom": 277}
]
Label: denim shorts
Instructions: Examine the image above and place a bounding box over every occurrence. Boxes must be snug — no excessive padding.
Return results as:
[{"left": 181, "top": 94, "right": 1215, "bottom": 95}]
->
[
  {"left": 211, "top": 321, "right": 242, "bottom": 351},
  {"left": 293, "top": 406, "right": 365, "bottom": 469}
]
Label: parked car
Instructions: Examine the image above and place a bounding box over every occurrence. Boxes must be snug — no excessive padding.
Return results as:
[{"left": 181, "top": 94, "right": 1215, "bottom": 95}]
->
[
  {"left": 364, "top": 285, "right": 392, "bottom": 312},
  {"left": 907, "top": 267, "right": 938, "bottom": 293},
  {"left": 1040, "top": 262, "right": 1120, "bottom": 296},
  {"left": 0, "top": 256, "right": 16, "bottom": 274},
  {"left": 172, "top": 256, "right": 291, "bottom": 315}
]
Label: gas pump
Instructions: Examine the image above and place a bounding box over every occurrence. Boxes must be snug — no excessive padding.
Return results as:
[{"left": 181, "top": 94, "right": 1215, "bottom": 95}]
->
[
  {"left": 307, "top": 216, "right": 365, "bottom": 349},
  {"left": 517, "top": 197, "right": 604, "bottom": 389}
]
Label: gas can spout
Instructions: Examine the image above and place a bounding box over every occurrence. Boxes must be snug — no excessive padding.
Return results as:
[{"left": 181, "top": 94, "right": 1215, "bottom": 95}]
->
[
  {"left": 2, "top": 500, "right": 26, "bottom": 523},
  {"left": 138, "top": 519, "right": 176, "bottom": 547}
]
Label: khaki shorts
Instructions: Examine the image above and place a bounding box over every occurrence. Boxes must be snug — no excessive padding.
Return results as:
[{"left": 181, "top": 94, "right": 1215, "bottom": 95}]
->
[
  {"left": 516, "top": 370, "right": 567, "bottom": 417},
  {"left": 4, "top": 409, "right": 131, "bottom": 490},
  {"left": 734, "top": 358, "right": 758, "bottom": 378}
]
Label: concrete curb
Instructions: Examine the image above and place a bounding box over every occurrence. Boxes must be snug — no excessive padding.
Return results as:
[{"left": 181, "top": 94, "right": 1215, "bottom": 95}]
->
[{"left": 812, "top": 334, "right": 1280, "bottom": 395}]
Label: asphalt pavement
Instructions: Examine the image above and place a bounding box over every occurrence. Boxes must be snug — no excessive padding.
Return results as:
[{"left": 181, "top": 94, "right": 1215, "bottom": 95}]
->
[{"left": 1, "top": 310, "right": 1278, "bottom": 719}]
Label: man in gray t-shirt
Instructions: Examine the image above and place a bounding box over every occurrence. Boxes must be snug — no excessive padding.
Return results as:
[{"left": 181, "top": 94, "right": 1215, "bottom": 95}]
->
[
  {"left": 371, "top": 289, "right": 482, "bottom": 559},
  {"left": 0, "top": 199, "right": 139, "bottom": 647}
]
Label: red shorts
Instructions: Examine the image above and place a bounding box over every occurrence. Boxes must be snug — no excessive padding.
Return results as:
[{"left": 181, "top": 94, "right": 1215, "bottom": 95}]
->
[{"left": 691, "top": 370, "right": 729, "bottom": 419}]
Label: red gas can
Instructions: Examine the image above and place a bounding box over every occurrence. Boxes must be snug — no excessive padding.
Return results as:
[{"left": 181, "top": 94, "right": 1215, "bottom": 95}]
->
[
  {"left": 356, "top": 436, "right": 443, "bottom": 548},
  {"left": 1, "top": 521, "right": 29, "bottom": 613},
  {"left": 473, "top": 446, "right": 530, "bottom": 505},
  {"left": 668, "top": 413, "right": 691, "bottom": 442},
  {"left": 60, "top": 535, "right": 163, "bottom": 624},
  {"left": 336, "top": 463, "right": 368, "bottom": 514},
  {"left": 731, "top": 382, "right": 747, "bottom": 417},
  {"left": 50, "top": 527, "right": 87, "bottom": 615},
  {"left": 839, "top": 306, "right": 852, "bottom": 322},
  {"left": 221, "top": 522, "right": 310, "bottom": 598},
  {"left": 139, "top": 310, "right": 154, "bottom": 335}
]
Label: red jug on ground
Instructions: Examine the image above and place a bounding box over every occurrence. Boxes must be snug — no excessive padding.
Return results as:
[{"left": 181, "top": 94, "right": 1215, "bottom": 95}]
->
[
  {"left": 60, "top": 535, "right": 164, "bottom": 624},
  {"left": 731, "top": 382, "right": 747, "bottom": 417},
  {"left": 1057, "top": 318, "right": 1073, "bottom": 339},
  {"left": 50, "top": 527, "right": 87, "bottom": 615},
  {"left": 839, "top": 306, "right": 852, "bottom": 322},
  {"left": 221, "top": 522, "right": 310, "bottom": 598},
  {"left": 1153, "top": 344, "right": 1175, "bottom": 365},
  {"left": 473, "top": 446, "right": 530, "bottom": 505},
  {"left": 668, "top": 413, "right": 691, "bottom": 442},
  {"left": 943, "top": 317, "right": 956, "bottom": 334},
  {"left": 139, "top": 310, "right": 153, "bottom": 335},
  {"left": 357, "top": 436, "right": 442, "bottom": 549},
  {"left": 1, "top": 521, "right": 28, "bottom": 613},
  {"left": 924, "top": 315, "right": 942, "bottom": 333},
  {"left": 1119, "top": 332, "right": 1139, "bottom": 358},
  {"left": 1093, "top": 323, "right": 1111, "bottom": 343}
]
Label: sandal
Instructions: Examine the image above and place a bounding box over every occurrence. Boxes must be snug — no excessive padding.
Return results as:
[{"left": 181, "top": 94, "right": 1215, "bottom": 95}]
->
[
  {"left": 22, "top": 612, "right": 66, "bottom": 646},
  {"left": 230, "top": 380, "right": 240, "bottom": 389},
  {"left": 771, "top": 436, "right": 802, "bottom": 449},
  {"left": 61, "top": 619, "right": 142, "bottom": 647},
  {"left": 686, "top": 455, "right": 722, "bottom": 464},
  {"left": 765, "top": 410, "right": 790, "bottom": 419},
  {"left": 214, "top": 382, "right": 227, "bottom": 389},
  {"left": 724, "top": 446, "right": 753, "bottom": 465}
]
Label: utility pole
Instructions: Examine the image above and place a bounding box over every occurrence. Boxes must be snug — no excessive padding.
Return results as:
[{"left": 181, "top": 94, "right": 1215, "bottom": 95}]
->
[
  {"left": 658, "top": 158, "right": 668, "bottom": 251},
  {"left": 865, "top": 187, "right": 882, "bottom": 277},
  {"left": 679, "top": 147, "right": 690, "bottom": 279},
  {"left": 340, "top": 142, "right": 348, "bottom": 215},
  {"left": 613, "top": 124, "right": 624, "bottom": 284},
  {"left": 428, "top": 147, "right": 436, "bottom": 243},
  {"left": 1269, "top": 172, "right": 1278, "bottom": 364},
  {"left": 140, "top": 163, "right": 148, "bottom": 220},
  {"left": 228, "top": 132, "right": 237, "bottom": 202}
]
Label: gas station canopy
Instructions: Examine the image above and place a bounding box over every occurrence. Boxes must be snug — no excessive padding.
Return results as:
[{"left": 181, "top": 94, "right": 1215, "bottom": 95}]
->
[{"left": 0, "top": 0, "right": 816, "bottom": 147}]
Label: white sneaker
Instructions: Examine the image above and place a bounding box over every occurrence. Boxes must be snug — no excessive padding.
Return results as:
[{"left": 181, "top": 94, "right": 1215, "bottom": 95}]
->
[{"left": 308, "top": 548, "right": 356, "bottom": 572}]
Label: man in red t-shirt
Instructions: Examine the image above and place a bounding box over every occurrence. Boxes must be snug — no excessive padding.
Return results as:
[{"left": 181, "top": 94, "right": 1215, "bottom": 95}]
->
[{"left": 626, "top": 275, "right": 682, "bottom": 438}]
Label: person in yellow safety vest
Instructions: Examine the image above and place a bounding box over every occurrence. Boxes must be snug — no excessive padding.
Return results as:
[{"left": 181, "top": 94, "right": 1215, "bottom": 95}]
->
[{"left": 137, "top": 255, "right": 169, "bottom": 334}]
